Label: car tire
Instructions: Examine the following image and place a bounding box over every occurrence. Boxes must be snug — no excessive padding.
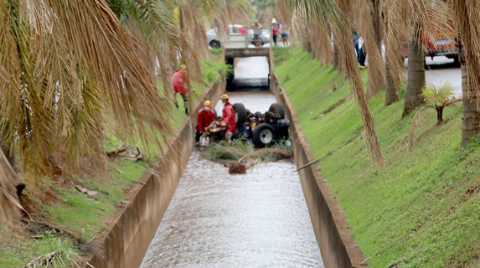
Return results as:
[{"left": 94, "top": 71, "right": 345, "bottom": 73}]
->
[
  {"left": 252, "top": 37, "right": 263, "bottom": 47},
  {"left": 268, "top": 103, "right": 285, "bottom": 119},
  {"left": 233, "top": 103, "right": 247, "bottom": 126},
  {"left": 209, "top": 40, "right": 221, "bottom": 48},
  {"left": 252, "top": 123, "right": 275, "bottom": 148}
]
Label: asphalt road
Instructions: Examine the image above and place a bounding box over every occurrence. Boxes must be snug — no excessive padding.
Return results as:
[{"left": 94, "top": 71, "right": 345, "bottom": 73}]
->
[{"left": 406, "top": 56, "right": 462, "bottom": 98}]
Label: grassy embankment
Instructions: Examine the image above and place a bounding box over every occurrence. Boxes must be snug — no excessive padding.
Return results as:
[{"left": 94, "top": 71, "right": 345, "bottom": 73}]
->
[
  {"left": 274, "top": 47, "right": 480, "bottom": 267},
  {"left": 0, "top": 49, "right": 229, "bottom": 267}
]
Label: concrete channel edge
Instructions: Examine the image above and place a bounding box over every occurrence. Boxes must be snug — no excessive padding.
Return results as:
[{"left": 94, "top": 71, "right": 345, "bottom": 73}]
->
[
  {"left": 84, "top": 82, "right": 226, "bottom": 268},
  {"left": 270, "top": 72, "right": 367, "bottom": 268}
]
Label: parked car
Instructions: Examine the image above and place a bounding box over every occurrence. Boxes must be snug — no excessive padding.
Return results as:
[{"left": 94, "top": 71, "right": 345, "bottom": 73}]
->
[{"left": 207, "top": 24, "right": 270, "bottom": 48}]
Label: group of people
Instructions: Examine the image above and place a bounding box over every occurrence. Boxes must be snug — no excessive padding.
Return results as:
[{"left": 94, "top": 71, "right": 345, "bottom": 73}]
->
[
  {"left": 271, "top": 18, "right": 289, "bottom": 47},
  {"left": 195, "top": 94, "right": 236, "bottom": 143},
  {"left": 233, "top": 19, "right": 289, "bottom": 47},
  {"left": 171, "top": 65, "right": 236, "bottom": 142}
]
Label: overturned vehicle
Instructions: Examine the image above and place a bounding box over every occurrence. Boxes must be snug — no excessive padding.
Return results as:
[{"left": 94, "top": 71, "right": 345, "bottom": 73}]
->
[{"left": 198, "top": 103, "right": 290, "bottom": 148}]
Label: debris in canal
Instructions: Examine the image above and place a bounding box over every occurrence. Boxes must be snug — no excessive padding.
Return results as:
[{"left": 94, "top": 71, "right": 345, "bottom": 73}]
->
[
  {"left": 201, "top": 140, "right": 293, "bottom": 172},
  {"left": 224, "top": 162, "right": 247, "bottom": 174}
]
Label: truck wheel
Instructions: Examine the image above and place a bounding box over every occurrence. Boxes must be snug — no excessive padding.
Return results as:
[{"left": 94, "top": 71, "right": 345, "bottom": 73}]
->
[
  {"left": 209, "top": 40, "right": 221, "bottom": 48},
  {"left": 253, "top": 123, "right": 275, "bottom": 147},
  {"left": 233, "top": 103, "right": 247, "bottom": 125},
  {"left": 268, "top": 103, "right": 285, "bottom": 119}
]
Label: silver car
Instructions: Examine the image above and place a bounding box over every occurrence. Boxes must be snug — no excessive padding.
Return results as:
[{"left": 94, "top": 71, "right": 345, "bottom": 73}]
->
[{"left": 207, "top": 24, "right": 270, "bottom": 48}]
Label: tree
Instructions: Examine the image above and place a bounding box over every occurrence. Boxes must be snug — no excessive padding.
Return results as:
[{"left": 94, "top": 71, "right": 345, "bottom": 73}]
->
[
  {"left": 450, "top": 0, "right": 480, "bottom": 145},
  {"left": 403, "top": 22, "right": 425, "bottom": 116},
  {"left": 286, "top": 0, "right": 383, "bottom": 165},
  {"left": 351, "top": 0, "right": 385, "bottom": 98},
  {"left": 0, "top": 0, "right": 181, "bottom": 224}
]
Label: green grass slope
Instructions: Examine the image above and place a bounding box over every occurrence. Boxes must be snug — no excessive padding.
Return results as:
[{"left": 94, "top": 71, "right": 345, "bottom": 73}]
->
[
  {"left": 274, "top": 47, "right": 480, "bottom": 267},
  {"left": 0, "top": 54, "right": 229, "bottom": 267}
]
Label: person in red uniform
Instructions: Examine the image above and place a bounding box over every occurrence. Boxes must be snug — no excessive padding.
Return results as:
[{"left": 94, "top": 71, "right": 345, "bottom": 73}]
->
[
  {"left": 196, "top": 100, "right": 216, "bottom": 142},
  {"left": 172, "top": 64, "right": 190, "bottom": 115},
  {"left": 219, "top": 94, "right": 236, "bottom": 141}
]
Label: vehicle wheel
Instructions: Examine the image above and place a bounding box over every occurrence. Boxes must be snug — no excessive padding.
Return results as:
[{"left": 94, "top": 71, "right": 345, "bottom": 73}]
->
[
  {"left": 453, "top": 54, "right": 461, "bottom": 66},
  {"left": 233, "top": 103, "right": 247, "bottom": 125},
  {"left": 268, "top": 103, "right": 285, "bottom": 119},
  {"left": 252, "top": 123, "right": 275, "bottom": 148},
  {"left": 209, "top": 40, "right": 221, "bottom": 48},
  {"left": 252, "top": 37, "right": 263, "bottom": 47}
]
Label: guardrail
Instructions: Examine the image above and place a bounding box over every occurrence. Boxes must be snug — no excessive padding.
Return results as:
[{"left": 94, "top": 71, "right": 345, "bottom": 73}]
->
[{"left": 224, "top": 33, "right": 249, "bottom": 49}]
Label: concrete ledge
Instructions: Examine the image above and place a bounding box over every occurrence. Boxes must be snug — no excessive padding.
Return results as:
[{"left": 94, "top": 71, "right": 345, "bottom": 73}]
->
[
  {"left": 270, "top": 73, "right": 366, "bottom": 268},
  {"left": 225, "top": 47, "right": 270, "bottom": 58},
  {"left": 84, "top": 82, "right": 225, "bottom": 268}
]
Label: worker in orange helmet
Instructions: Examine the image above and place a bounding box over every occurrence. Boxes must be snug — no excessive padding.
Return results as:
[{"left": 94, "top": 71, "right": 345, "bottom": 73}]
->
[
  {"left": 196, "top": 100, "right": 216, "bottom": 142},
  {"left": 219, "top": 94, "right": 236, "bottom": 141}
]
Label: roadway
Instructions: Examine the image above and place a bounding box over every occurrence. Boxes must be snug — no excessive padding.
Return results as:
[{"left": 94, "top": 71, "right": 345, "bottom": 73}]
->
[{"left": 407, "top": 56, "right": 462, "bottom": 98}]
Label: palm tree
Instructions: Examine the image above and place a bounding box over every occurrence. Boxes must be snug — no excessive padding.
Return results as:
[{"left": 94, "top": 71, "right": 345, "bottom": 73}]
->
[
  {"left": 450, "top": 0, "right": 480, "bottom": 145},
  {"left": 403, "top": 22, "right": 426, "bottom": 116},
  {"left": 351, "top": 0, "right": 385, "bottom": 98},
  {"left": 286, "top": 0, "right": 383, "bottom": 165},
  {"left": 379, "top": 0, "right": 451, "bottom": 116},
  {"left": 0, "top": 0, "right": 181, "bottom": 224}
]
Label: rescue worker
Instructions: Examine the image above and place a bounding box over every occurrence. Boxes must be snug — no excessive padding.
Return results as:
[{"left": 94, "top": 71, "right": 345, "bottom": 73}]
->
[
  {"left": 219, "top": 94, "right": 236, "bottom": 141},
  {"left": 196, "top": 100, "right": 216, "bottom": 142},
  {"left": 172, "top": 64, "right": 190, "bottom": 115}
]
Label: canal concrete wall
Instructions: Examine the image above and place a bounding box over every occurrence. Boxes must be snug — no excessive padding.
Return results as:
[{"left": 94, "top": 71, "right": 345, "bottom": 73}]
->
[
  {"left": 270, "top": 73, "right": 366, "bottom": 268},
  {"left": 85, "top": 81, "right": 225, "bottom": 268}
]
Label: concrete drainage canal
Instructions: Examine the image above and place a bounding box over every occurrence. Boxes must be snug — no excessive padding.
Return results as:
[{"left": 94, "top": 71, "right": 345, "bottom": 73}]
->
[{"left": 140, "top": 57, "right": 325, "bottom": 267}]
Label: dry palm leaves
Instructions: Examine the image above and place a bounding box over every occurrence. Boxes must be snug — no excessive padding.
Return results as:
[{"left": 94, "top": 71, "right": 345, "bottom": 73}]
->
[
  {"left": 286, "top": 0, "right": 383, "bottom": 166},
  {"left": 25, "top": 250, "right": 79, "bottom": 268},
  {"left": 0, "top": 0, "right": 176, "bottom": 179}
]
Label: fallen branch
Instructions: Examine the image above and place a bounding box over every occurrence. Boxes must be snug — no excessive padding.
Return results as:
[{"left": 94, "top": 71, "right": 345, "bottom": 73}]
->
[
  {"left": 74, "top": 184, "right": 98, "bottom": 197},
  {"left": 26, "top": 250, "right": 66, "bottom": 268},
  {"left": 105, "top": 146, "right": 144, "bottom": 161},
  {"left": 27, "top": 220, "right": 84, "bottom": 244},
  {"left": 296, "top": 158, "right": 320, "bottom": 172},
  {"left": 314, "top": 95, "right": 353, "bottom": 119}
]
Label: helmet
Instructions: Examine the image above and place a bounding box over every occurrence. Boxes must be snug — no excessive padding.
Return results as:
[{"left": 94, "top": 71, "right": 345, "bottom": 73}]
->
[
  {"left": 271, "top": 18, "right": 277, "bottom": 24},
  {"left": 204, "top": 100, "right": 211, "bottom": 107},
  {"left": 220, "top": 94, "right": 229, "bottom": 101},
  {"left": 180, "top": 64, "right": 187, "bottom": 70}
]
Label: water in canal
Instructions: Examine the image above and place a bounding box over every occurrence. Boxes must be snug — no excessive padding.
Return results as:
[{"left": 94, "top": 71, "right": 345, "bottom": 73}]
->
[
  {"left": 140, "top": 57, "right": 324, "bottom": 267},
  {"left": 140, "top": 151, "right": 323, "bottom": 267}
]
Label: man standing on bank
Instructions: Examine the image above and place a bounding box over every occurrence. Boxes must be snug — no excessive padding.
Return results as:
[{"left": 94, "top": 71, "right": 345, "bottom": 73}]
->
[
  {"left": 172, "top": 64, "right": 190, "bottom": 115},
  {"left": 219, "top": 94, "right": 236, "bottom": 141}
]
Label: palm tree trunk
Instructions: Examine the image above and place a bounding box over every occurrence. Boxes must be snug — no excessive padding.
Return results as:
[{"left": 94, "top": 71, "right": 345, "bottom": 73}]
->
[
  {"left": 0, "top": 148, "right": 21, "bottom": 226},
  {"left": 303, "top": 40, "right": 313, "bottom": 54},
  {"left": 332, "top": 38, "right": 341, "bottom": 69},
  {"left": 452, "top": 0, "right": 480, "bottom": 145},
  {"left": 366, "top": 0, "right": 385, "bottom": 98},
  {"left": 384, "top": 54, "right": 399, "bottom": 105},
  {"left": 403, "top": 24, "right": 425, "bottom": 116},
  {"left": 460, "top": 48, "right": 480, "bottom": 144}
]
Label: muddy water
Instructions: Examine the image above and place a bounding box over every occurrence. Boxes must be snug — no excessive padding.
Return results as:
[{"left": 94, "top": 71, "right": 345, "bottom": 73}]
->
[
  {"left": 140, "top": 57, "right": 323, "bottom": 267},
  {"left": 140, "top": 151, "right": 324, "bottom": 268}
]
